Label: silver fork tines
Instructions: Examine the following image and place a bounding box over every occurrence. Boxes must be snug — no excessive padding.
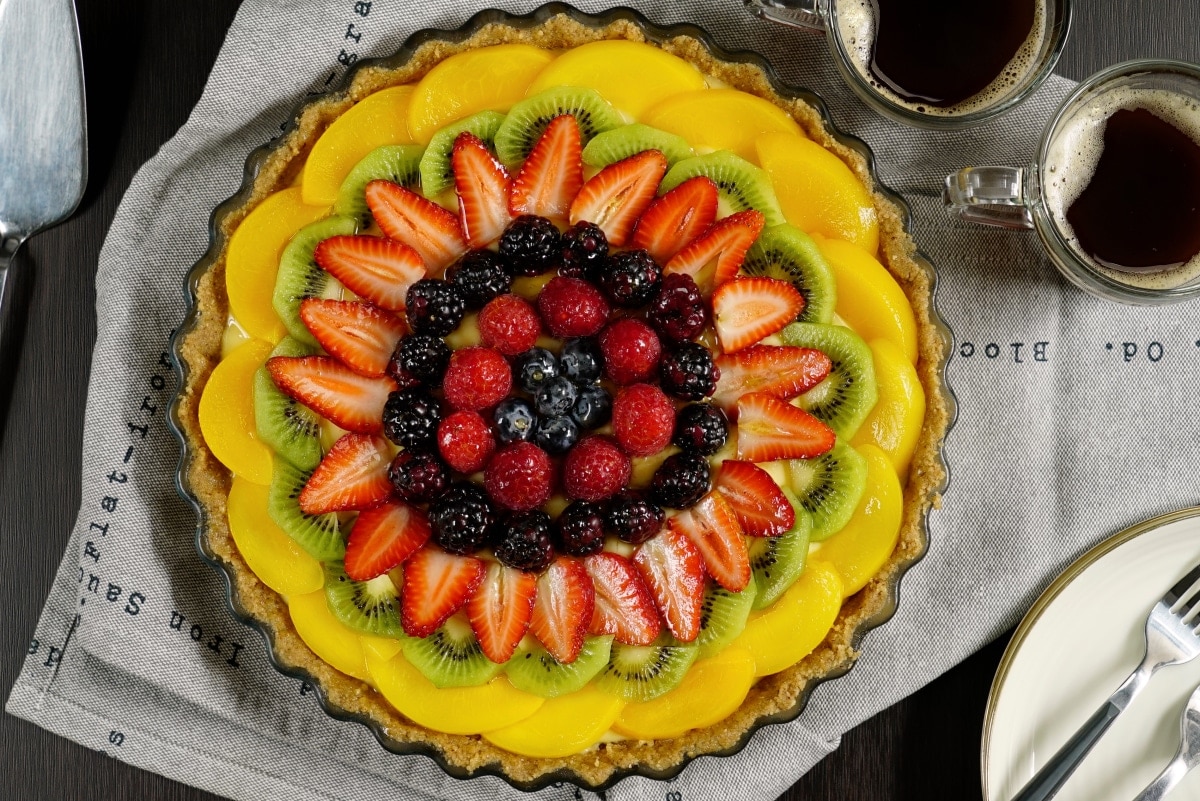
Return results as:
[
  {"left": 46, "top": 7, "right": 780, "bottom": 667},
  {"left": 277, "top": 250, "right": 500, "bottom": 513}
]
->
[{"left": 1130, "top": 682, "right": 1200, "bottom": 801}]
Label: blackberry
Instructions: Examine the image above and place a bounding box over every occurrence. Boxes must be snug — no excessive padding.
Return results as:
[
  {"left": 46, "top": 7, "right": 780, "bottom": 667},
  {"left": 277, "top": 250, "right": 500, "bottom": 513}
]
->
[
  {"left": 659, "top": 342, "right": 720, "bottom": 400},
  {"left": 495, "top": 511, "right": 555, "bottom": 572},
  {"left": 604, "top": 492, "right": 665, "bottom": 545},
  {"left": 382, "top": 388, "right": 442, "bottom": 451},
  {"left": 672, "top": 403, "right": 729, "bottom": 455},
  {"left": 559, "top": 221, "right": 609, "bottom": 279},
  {"left": 406, "top": 278, "right": 466, "bottom": 336},
  {"left": 388, "top": 451, "right": 449, "bottom": 503},
  {"left": 647, "top": 272, "right": 707, "bottom": 342},
  {"left": 516, "top": 347, "right": 558, "bottom": 393},
  {"left": 499, "top": 215, "right": 561, "bottom": 276},
  {"left": 649, "top": 452, "right": 711, "bottom": 509},
  {"left": 571, "top": 384, "right": 612, "bottom": 430},
  {"left": 447, "top": 250, "right": 512, "bottom": 309},
  {"left": 535, "top": 375, "right": 577, "bottom": 417},
  {"left": 429, "top": 483, "right": 498, "bottom": 555},
  {"left": 560, "top": 337, "right": 603, "bottom": 384},
  {"left": 534, "top": 414, "right": 579, "bottom": 455},
  {"left": 599, "top": 249, "right": 662, "bottom": 308},
  {"left": 493, "top": 398, "right": 537, "bottom": 445},
  {"left": 391, "top": 334, "right": 450, "bottom": 385},
  {"left": 556, "top": 501, "right": 606, "bottom": 556}
]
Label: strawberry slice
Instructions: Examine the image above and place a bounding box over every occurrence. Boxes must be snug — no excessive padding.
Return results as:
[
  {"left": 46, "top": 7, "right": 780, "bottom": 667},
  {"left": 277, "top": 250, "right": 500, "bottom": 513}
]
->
[
  {"left": 453, "top": 132, "right": 513, "bottom": 248},
  {"left": 583, "top": 552, "right": 661, "bottom": 646},
  {"left": 467, "top": 561, "right": 537, "bottom": 664},
  {"left": 668, "top": 491, "right": 751, "bottom": 592},
  {"left": 711, "top": 276, "right": 805, "bottom": 353},
  {"left": 299, "top": 299, "right": 407, "bottom": 377},
  {"left": 711, "top": 344, "right": 832, "bottom": 414},
  {"left": 313, "top": 235, "right": 426, "bottom": 312},
  {"left": 509, "top": 115, "right": 583, "bottom": 220},
  {"left": 529, "top": 556, "right": 595, "bottom": 664},
  {"left": 298, "top": 433, "right": 393, "bottom": 514},
  {"left": 343, "top": 499, "right": 431, "bottom": 580},
  {"left": 401, "top": 545, "right": 485, "bottom": 638},
  {"left": 267, "top": 355, "right": 397, "bottom": 433},
  {"left": 569, "top": 150, "right": 667, "bottom": 247},
  {"left": 631, "top": 176, "right": 719, "bottom": 264},
  {"left": 664, "top": 210, "right": 765, "bottom": 295},
  {"left": 713, "top": 461, "right": 796, "bottom": 537},
  {"left": 363, "top": 179, "right": 467, "bottom": 274},
  {"left": 633, "top": 526, "right": 706, "bottom": 642},
  {"left": 735, "top": 392, "right": 836, "bottom": 462}
]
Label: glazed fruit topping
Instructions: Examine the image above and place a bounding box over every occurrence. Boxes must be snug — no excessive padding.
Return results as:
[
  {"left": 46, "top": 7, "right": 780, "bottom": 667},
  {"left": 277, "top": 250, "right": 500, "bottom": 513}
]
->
[
  {"left": 509, "top": 114, "right": 584, "bottom": 219},
  {"left": 298, "top": 300, "right": 406, "bottom": 379},
  {"left": 612, "top": 383, "right": 675, "bottom": 457},
  {"left": 559, "top": 220, "right": 609, "bottom": 279},
  {"left": 604, "top": 491, "right": 665, "bottom": 545},
  {"left": 515, "top": 347, "right": 558, "bottom": 393},
  {"left": 436, "top": 410, "right": 496, "bottom": 474},
  {"left": 312, "top": 235, "right": 424, "bottom": 312},
  {"left": 468, "top": 561, "right": 537, "bottom": 663},
  {"left": 631, "top": 175, "right": 719, "bottom": 264},
  {"left": 268, "top": 355, "right": 397, "bottom": 434},
  {"left": 447, "top": 249, "right": 513, "bottom": 309},
  {"left": 711, "top": 344, "right": 832, "bottom": 413},
  {"left": 500, "top": 214, "right": 562, "bottom": 276},
  {"left": 711, "top": 276, "right": 805, "bottom": 353},
  {"left": 534, "top": 374, "right": 577, "bottom": 417},
  {"left": 598, "top": 318, "right": 661, "bottom": 385},
  {"left": 600, "top": 249, "right": 662, "bottom": 308},
  {"left": 364, "top": 179, "right": 467, "bottom": 273},
  {"left": 559, "top": 337, "right": 603, "bottom": 383},
  {"left": 672, "top": 403, "right": 729, "bottom": 455},
  {"left": 713, "top": 460, "right": 796, "bottom": 537},
  {"left": 571, "top": 384, "right": 612, "bottom": 430},
  {"left": 343, "top": 500, "right": 431, "bottom": 581},
  {"left": 388, "top": 450, "right": 450, "bottom": 503},
  {"left": 533, "top": 412, "right": 579, "bottom": 455},
  {"left": 584, "top": 552, "right": 662, "bottom": 646},
  {"left": 382, "top": 387, "right": 442, "bottom": 451},
  {"left": 659, "top": 341, "right": 720, "bottom": 401},
  {"left": 494, "top": 510, "right": 556, "bottom": 571},
  {"left": 646, "top": 272, "right": 706, "bottom": 343},
  {"left": 665, "top": 209, "right": 765, "bottom": 295},
  {"left": 650, "top": 451, "right": 711, "bottom": 509},
  {"left": 668, "top": 491, "right": 750, "bottom": 592},
  {"left": 299, "top": 433, "right": 393, "bottom": 514},
  {"left": 569, "top": 150, "right": 668, "bottom": 246},
  {"left": 478, "top": 294, "right": 541, "bottom": 356},
  {"left": 442, "top": 346, "right": 513, "bottom": 411},
  {"left": 428, "top": 482, "right": 498, "bottom": 555},
  {"left": 537, "top": 275, "right": 610, "bottom": 338},
  {"left": 400, "top": 544, "right": 485, "bottom": 638},
  {"left": 485, "top": 441, "right": 554, "bottom": 511},
  {"left": 405, "top": 278, "right": 467, "bottom": 336},
  {"left": 529, "top": 556, "right": 595, "bottom": 664},
  {"left": 633, "top": 525, "right": 706, "bottom": 642},
  {"left": 452, "top": 131, "right": 513, "bottom": 248},
  {"left": 493, "top": 397, "right": 537, "bottom": 445},
  {"left": 556, "top": 501, "right": 607, "bottom": 556},
  {"left": 563, "top": 435, "right": 631, "bottom": 502},
  {"left": 734, "top": 391, "right": 836, "bottom": 462},
  {"left": 392, "top": 333, "right": 450, "bottom": 386}
]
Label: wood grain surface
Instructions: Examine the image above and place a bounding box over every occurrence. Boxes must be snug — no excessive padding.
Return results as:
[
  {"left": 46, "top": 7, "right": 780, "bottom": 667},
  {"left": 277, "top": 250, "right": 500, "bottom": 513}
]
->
[{"left": 2, "top": 2, "right": 1197, "bottom": 799}]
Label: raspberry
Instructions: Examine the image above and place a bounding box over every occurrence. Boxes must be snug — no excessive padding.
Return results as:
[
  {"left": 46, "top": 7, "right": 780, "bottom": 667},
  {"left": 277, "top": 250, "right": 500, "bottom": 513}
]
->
[
  {"left": 612, "top": 384, "right": 675, "bottom": 457},
  {"left": 556, "top": 501, "right": 606, "bottom": 556},
  {"left": 598, "top": 318, "right": 661, "bottom": 385},
  {"left": 437, "top": 410, "right": 496, "bottom": 473},
  {"left": 388, "top": 451, "right": 449, "bottom": 503},
  {"left": 537, "top": 276, "right": 610, "bottom": 338},
  {"left": 563, "top": 436, "right": 631, "bottom": 502},
  {"left": 442, "top": 347, "right": 512, "bottom": 411},
  {"left": 647, "top": 272, "right": 706, "bottom": 342},
  {"left": 485, "top": 442, "right": 553, "bottom": 511},
  {"left": 478, "top": 294, "right": 541, "bottom": 356},
  {"left": 495, "top": 511, "right": 555, "bottom": 572}
]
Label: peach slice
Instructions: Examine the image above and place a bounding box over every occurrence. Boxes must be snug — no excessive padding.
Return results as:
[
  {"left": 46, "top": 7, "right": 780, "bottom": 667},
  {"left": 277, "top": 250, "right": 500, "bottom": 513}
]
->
[
  {"left": 226, "top": 477, "right": 323, "bottom": 596},
  {"left": 644, "top": 88, "right": 804, "bottom": 162},
  {"left": 198, "top": 338, "right": 274, "bottom": 485},
  {"left": 482, "top": 684, "right": 624, "bottom": 757},
  {"left": 288, "top": 589, "right": 370, "bottom": 682},
  {"left": 852, "top": 339, "right": 926, "bottom": 477},
  {"left": 815, "top": 236, "right": 918, "bottom": 364},
  {"left": 730, "top": 559, "right": 842, "bottom": 677}
]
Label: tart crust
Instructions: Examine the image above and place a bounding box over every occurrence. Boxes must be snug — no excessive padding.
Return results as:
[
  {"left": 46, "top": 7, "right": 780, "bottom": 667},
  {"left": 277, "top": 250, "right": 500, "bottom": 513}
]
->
[{"left": 174, "top": 11, "right": 950, "bottom": 789}]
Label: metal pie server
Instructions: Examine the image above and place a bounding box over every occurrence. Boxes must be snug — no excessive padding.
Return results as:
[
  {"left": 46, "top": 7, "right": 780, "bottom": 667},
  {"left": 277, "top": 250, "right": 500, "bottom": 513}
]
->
[{"left": 0, "top": 0, "right": 87, "bottom": 353}]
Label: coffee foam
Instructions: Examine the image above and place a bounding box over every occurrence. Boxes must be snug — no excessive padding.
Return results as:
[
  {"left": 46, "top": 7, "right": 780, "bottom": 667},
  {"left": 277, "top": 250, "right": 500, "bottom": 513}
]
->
[
  {"left": 1043, "top": 87, "right": 1200, "bottom": 289},
  {"left": 832, "top": 0, "right": 1046, "bottom": 117}
]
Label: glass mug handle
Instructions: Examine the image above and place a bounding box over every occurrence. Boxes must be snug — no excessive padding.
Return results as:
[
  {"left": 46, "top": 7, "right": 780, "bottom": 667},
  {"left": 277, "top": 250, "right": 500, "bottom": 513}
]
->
[
  {"left": 743, "top": 0, "right": 827, "bottom": 32},
  {"left": 943, "top": 166, "right": 1035, "bottom": 230}
]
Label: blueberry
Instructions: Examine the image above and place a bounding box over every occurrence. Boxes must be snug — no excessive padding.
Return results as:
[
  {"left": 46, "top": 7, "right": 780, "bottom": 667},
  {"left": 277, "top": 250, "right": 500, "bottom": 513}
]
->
[
  {"left": 493, "top": 398, "right": 537, "bottom": 445},
  {"left": 534, "top": 415, "right": 579, "bottom": 455},
  {"left": 516, "top": 347, "right": 558, "bottom": 393},
  {"left": 572, "top": 384, "right": 612, "bottom": 430},
  {"left": 560, "top": 337, "right": 603, "bottom": 384},
  {"left": 535, "top": 375, "right": 577, "bottom": 417}
]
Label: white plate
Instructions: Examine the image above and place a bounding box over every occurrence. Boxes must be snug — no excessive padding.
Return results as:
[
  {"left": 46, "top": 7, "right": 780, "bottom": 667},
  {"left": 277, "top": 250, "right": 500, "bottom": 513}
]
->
[{"left": 984, "top": 508, "right": 1200, "bottom": 801}]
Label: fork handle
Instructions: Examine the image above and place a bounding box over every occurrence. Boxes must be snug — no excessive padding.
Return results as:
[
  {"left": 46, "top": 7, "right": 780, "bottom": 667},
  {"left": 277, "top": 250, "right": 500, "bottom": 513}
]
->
[
  {"left": 1010, "top": 700, "right": 1124, "bottom": 801},
  {"left": 1131, "top": 755, "right": 1189, "bottom": 801}
]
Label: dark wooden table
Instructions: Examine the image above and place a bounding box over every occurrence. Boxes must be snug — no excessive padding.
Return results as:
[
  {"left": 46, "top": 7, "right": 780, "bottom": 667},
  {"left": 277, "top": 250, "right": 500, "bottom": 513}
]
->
[{"left": 3, "top": 3, "right": 1198, "bottom": 799}]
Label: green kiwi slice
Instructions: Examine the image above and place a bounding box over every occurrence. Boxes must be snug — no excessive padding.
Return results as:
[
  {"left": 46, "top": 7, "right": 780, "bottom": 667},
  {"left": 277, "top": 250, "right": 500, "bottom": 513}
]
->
[
  {"left": 493, "top": 86, "right": 622, "bottom": 167},
  {"left": 785, "top": 441, "right": 868, "bottom": 542},
  {"left": 659, "top": 151, "right": 786, "bottom": 226},
  {"left": 253, "top": 337, "right": 323, "bottom": 471},
  {"left": 402, "top": 614, "right": 502, "bottom": 688},
  {"left": 418, "top": 110, "right": 506, "bottom": 198},
  {"left": 581, "top": 123, "right": 693, "bottom": 169},
  {"left": 593, "top": 638, "right": 699, "bottom": 702},
  {"left": 749, "top": 493, "right": 812, "bottom": 609},
  {"left": 780, "top": 322, "right": 878, "bottom": 438},
  {"left": 743, "top": 224, "right": 837, "bottom": 324},
  {"left": 267, "top": 458, "right": 344, "bottom": 559},
  {"left": 695, "top": 577, "right": 757, "bottom": 659},
  {"left": 323, "top": 562, "right": 406, "bottom": 639},
  {"left": 272, "top": 214, "right": 357, "bottom": 346},
  {"left": 505, "top": 635, "right": 614, "bottom": 698},
  {"left": 334, "top": 144, "right": 424, "bottom": 226}
]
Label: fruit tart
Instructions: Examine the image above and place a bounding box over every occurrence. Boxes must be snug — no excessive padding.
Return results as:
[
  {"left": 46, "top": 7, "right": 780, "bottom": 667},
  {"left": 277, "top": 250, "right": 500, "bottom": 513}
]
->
[{"left": 171, "top": 6, "right": 951, "bottom": 790}]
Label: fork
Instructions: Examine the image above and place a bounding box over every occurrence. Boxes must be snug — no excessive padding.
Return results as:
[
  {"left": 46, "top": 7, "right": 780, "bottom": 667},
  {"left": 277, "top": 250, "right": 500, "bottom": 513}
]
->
[
  {"left": 1011, "top": 561, "right": 1200, "bottom": 801},
  {"left": 1130, "top": 681, "right": 1200, "bottom": 801}
]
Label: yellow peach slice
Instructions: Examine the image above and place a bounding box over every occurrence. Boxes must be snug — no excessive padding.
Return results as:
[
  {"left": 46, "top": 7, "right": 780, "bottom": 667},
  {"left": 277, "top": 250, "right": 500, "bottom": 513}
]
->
[
  {"left": 362, "top": 644, "right": 543, "bottom": 735},
  {"left": 408, "top": 45, "right": 554, "bottom": 144},
  {"left": 852, "top": 339, "right": 925, "bottom": 477},
  {"left": 644, "top": 88, "right": 804, "bottom": 162},
  {"left": 359, "top": 635, "right": 404, "bottom": 662},
  {"left": 755, "top": 132, "right": 879, "bottom": 255},
  {"left": 612, "top": 647, "right": 755, "bottom": 740},
  {"left": 815, "top": 236, "right": 918, "bottom": 364},
  {"left": 198, "top": 338, "right": 274, "bottom": 484},
  {"left": 302, "top": 86, "right": 415, "bottom": 206},
  {"left": 483, "top": 684, "right": 624, "bottom": 757},
  {"left": 527, "top": 40, "right": 705, "bottom": 119},
  {"left": 288, "top": 589, "right": 370, "bottom": 682},
  {"left": 811, "top": 444, "right": 903, "bottom": 597},
  {"left": 226, "top": 187, "right": 329, "bottom": 343},
  {"left": 226, "top": 477, "right": 323, "bottom": 596},
  {"left": 731, "top": 559, "right": 842, "bottom": 677}
]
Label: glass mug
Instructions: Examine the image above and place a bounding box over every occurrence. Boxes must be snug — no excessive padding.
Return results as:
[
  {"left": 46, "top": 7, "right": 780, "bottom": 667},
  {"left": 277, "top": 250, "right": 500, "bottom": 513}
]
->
[
  {"left": 744, "top": 0, "right": 1072, "bottom": 129},
  {"left": 945, "top": 60, "right": 1200, "bottom": 305}
]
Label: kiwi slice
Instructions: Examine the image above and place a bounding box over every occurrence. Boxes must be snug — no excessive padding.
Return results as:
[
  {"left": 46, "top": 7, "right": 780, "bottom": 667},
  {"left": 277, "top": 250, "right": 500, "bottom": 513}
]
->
[
  {"left": 334, "top": 144, "right": 424, "bottom": 226},
  {"left": 749, "top": 494, "right": 813, "bottom": 609},
  {"left": 253, "top": 337, "right": 323, "bottom": 471},
  {"left": 323, "top": 562, "right": 406, "bottom": 639},
  {"left": 785, "top": 441, "right": 867, "bottom": 542},
  {"left": 267, "top": 457, "right": 344, "bottom": 559},
  {"left": 743, "top": 224, "right": 837, "bottom": 324},
  {"left": 418, "top": 110, "right": 506, "bottom": 198},
  {"left": 494, "top": 86, "right": 622, "bottom": 167},
  {"left": 659, "top": 151, "right": 786, "bottom": 226},
  {"left": 593, "top": 638, "right": 699, "bottom": 702},
  {"left": 780, "top": 322, "right": 878, "bottom": 438},
  {"left": 505, "top": 635, "right": 614, "bottom": 698},
  {"left": 696, "top": 577, "right": 757, "bottom": 659},
  {"left": 581, "top": 123, "right": 693, "bottom": 169},
  {"left": 271, "top": 214, "right": 357, "bottom": 346},
  {"left": 402, "top": 614, "right": 503, "bottom": 688}
]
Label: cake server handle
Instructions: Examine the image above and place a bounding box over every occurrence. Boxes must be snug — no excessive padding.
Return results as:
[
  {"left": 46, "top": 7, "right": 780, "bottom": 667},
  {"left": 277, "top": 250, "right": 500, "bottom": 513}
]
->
[{"left": 743, "top": 0, "right": 828, "bottom": 32}]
